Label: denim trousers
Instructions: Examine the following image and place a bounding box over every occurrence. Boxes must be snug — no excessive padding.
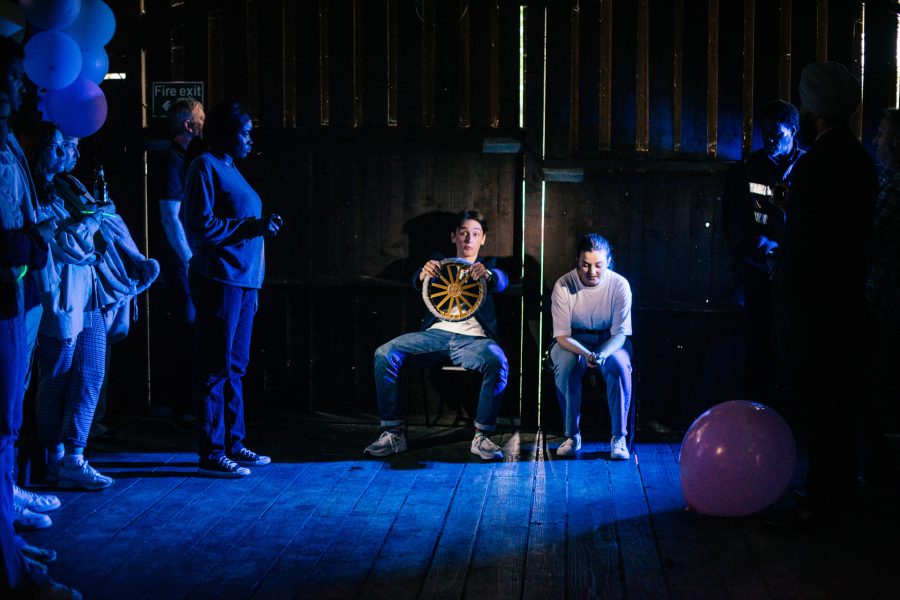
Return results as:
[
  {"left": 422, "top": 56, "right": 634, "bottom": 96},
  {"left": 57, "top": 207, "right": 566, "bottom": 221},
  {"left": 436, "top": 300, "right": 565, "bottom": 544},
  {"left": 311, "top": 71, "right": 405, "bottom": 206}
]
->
[
  {"left": 1, "top": 316, "right": 47, "bottom": 593},
  {"left": 191, "top": 274, "right": 256, "bottom": 461},
  {"left": 551, "top": 334, "right": 633, "bottom": 438},
  {"left": 373, "top": 329, "right": 508, "bottom": 432}
]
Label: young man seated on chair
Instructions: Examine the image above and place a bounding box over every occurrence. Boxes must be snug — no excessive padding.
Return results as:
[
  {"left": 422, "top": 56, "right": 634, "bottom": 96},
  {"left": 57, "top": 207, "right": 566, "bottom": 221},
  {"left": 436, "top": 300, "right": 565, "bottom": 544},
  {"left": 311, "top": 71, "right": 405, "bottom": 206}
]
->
[
  {"left": 550, "top": 233, "right": 633, "bottom": 459},
  {"left": 365, "top": 210, "right": 509, "bottom": 460}
]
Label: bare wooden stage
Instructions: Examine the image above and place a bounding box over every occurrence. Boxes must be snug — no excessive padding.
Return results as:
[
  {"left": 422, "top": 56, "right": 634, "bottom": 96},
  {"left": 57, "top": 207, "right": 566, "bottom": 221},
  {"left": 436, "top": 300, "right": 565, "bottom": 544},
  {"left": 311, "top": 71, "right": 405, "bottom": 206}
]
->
[{"left": 23, "top": 418, "right": 899, "bottom": 599}]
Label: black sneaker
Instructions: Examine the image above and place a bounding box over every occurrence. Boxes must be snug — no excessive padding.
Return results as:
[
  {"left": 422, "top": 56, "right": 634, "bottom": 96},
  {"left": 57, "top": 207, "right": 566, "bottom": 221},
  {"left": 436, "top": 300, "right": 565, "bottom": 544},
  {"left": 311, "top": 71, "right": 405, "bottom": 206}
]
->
[
  {"left": 198, "top": 456, "right": 250, "bottom": 478},
  {"left": 230, "top": 447, "right": 272, "bottom": 466}
]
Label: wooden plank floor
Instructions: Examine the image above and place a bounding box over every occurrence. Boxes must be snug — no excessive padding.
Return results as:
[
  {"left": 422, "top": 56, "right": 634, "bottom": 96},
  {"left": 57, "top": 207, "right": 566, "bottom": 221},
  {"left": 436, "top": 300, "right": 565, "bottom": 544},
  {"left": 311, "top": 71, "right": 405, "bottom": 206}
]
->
[{"left": 22, "top": 417, "right": 900, "bottom": 599}]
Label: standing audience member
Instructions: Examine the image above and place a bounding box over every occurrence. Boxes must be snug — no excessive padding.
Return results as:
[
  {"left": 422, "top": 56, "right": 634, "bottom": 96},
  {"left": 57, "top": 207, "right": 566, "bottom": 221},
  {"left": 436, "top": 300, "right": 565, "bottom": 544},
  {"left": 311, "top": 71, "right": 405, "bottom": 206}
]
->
[
  {"left": 159, "top": 98, "right": 204, "bottom": 430},
  {"left": 364, "top": 210, "right": 509, "bottom": 460},
  {"left": 26, "top": 122, "right": 114, "bottom": 491},
  {"left": 184, "top": 100, "right": 281, "bottom": 478},
  {"left": 54, "top": 135, "right": 159, "bottom": 440},
  {"left": 864, "top": 108, "right": 900, "bottom": 483},
  {"left": 723, "top": 100, "right": 804, "bottom": 403},
  {"left": 0, "top": 85, "right": 80, "bottom": 600},
  {"left": 550, "top": 234, "right": 633, "bottom": 460},
  {"left": 1, "top": 37, "right": 62, "bottom": 530},
  {"left": 773, "top": 61, "right": 878, "bottom": 521}
]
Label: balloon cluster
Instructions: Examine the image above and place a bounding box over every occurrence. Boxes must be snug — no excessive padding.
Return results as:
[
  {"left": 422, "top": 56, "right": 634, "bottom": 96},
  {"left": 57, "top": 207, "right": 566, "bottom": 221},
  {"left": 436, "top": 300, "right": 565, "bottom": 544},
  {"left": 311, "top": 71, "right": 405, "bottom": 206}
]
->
[
  {"left": 16, "top": 0, "right": 115, "bottom": 137},
  {"left": 679, "top": 400, "right": 796, "bottom": 517}
]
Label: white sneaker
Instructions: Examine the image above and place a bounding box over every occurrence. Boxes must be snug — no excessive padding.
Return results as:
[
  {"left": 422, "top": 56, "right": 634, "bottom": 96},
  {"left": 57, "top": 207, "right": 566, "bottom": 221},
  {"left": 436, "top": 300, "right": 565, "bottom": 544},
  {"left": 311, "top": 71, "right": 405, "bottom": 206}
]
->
[
  {"left": 364, "top": 430, "right": 407, "bottom": 456},
  {"left": 610, "top": 435, "right": 630, "bottom": 460},
  {"left": 556, "top": 434, "right": 582, "bottom": 456},
  {"left": 13, "top": 484, "right": 61, "bottom": 512},
  {"left": 14, "top": 504, "right": 52, "bottom": 530},
  {"left": 470, "top": 433, "right": 503, "bottom": 460},
  {"left": 58, "top": 458, "right": 115, "bottom": 490},
  {"left": 230, "top": 447, "right": 272, "bottom": 466}
]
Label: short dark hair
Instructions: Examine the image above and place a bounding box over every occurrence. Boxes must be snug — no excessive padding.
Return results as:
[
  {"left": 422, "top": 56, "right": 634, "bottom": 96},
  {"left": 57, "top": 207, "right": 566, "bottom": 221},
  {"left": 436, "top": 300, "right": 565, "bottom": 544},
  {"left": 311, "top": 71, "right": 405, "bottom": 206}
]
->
[
  {"left": 758, "top": 99, "right": 799, "bottom": 131},
  {"left": 166, "top": 97, "right": 202, "bottom": 137},
  {"left": 203, "top": 100, "right": 250, "bottom": 153},
  {"left": 576, "top": 233, "right": 614, "bottom": 269},
  {"left": 455, "top": 209, "right": 489, "bottom": 233},
  {"left": 0, "top": 36, "right": 24, "bottom": 77}
]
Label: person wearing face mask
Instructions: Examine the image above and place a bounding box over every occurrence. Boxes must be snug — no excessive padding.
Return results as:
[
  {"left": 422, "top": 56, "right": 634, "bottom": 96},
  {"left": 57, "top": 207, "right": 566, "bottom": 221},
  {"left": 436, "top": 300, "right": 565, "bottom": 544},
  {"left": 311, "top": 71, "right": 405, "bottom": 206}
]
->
[
  {"left": 183, "top": 100, "right": 281, "bottom": 478},
  {"left": 722, "top": 100, "right": 804, "bottom": 404},
  {"left": 549, "top": 234, "right": 633, "bottom": 460}
]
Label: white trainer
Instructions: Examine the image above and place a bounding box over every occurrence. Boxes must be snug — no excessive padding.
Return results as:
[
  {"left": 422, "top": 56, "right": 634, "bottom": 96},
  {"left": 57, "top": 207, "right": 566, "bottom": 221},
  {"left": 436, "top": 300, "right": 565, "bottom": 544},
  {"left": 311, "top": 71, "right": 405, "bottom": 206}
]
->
[
  {"left": 13, "top": 484, "right": 61, "bottom": 512},
  {"left": 556, "top": 434, "right": 582, "bottom": 456},
  {"left": 610, "top": 435, "right": 630, "bottom": 460},
  {"left": 14, "top": 504, "right": 52, "bottom": 530},
  {"left": 58, "top": 458, "right": 115, "bottom": 490},
  {"left": 470, "top": 433, "right": 503, "bottom": 460},
  {"left": 364, "top": 430, "right": 407, "bottom": 456}
]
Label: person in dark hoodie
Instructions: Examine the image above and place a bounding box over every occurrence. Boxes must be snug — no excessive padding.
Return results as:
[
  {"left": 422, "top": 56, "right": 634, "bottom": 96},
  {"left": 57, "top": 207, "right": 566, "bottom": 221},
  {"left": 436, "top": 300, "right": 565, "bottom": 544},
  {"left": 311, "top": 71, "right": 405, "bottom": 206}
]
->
[{"left": 365, "top": 210, "right": 509, "bottom": 460}]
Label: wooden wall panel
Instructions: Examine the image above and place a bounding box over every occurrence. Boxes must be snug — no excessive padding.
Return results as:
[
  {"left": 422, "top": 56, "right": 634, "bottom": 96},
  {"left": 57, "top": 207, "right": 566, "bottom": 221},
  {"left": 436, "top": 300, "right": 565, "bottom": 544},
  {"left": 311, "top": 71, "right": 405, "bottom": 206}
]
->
[{"left": 545, "top": 2, "right": 574, "bottom": 158}]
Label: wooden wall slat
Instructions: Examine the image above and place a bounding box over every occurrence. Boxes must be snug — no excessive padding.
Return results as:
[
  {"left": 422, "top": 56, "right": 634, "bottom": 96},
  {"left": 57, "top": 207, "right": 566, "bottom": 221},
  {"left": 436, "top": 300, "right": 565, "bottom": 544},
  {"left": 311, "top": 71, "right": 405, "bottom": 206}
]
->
[
  {"left": 681, "top": 1, "right": 708, "bottom": 157},
  {"left": 319, "top": 0, "right": 330, "bottom": 125},
  {"left": 246, "top": 1, "right": 259, "bottom": 118},
  {"left": 851, "top": 0, "right": 863, "bottom": 139},
  {"left": 672, "top": 0, "right": 683, "bottom": 155},
  {"left": 598, "top": 0, "right": 612, "bottom": 152},
  {"left": 636, "top": 0, "right": 649, "bottom": 154},
  {"left": 490, "top": 1, "right": 500, "bottom": 128},
  {"left": 570, "top": 0, "right": 580, "bottom": 155},
  {"left": 707, "top": 0, "right": 719, "bottom": 158},
  {"left": 742, "top": 0, "right": 755, "bottom": 157},
  {"left": 282, "top": 0, "right": 296, "bottom": 127},
  {"left": 353, "top": 0, "right": 362, "bottom": 127},
  {"left": 421, "top": 0, "right": 436, "bottom": 127},
  {"left": 611, "top": 0, "right": 636, "bottom": 153},
  {"left": 816, "top": 0, "right": 828, "bottom": 61},
  {"left": 207, "top": 8, "right": 224, "bottom": 108},
  {"left": 648, "top": 0, "right": 674, "bottom": 157},
  {"left": 387, "top": 0, "right": 398, "bottom": 126},
  {"left": 458, "top": 0, "right": 471, "bottom": 128},
  {"left": 778, "top": 0, "right": 791, "bottom": 100}
]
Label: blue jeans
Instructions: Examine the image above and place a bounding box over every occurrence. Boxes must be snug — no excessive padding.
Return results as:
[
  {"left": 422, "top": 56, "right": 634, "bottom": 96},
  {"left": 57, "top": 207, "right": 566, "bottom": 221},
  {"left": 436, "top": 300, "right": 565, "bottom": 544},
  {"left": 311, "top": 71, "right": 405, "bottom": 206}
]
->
[
  {"left": 191, "top": 274, "right": 256, "bottom": 461},
  {"left": 551, "top": 334, "right": 633, "bottom": 438},
  {"left": 1, "top": 316, "right": 47, "bottom": 593},
  {"left": 373, "top": 329, "right": 508, "bottom": 431}
]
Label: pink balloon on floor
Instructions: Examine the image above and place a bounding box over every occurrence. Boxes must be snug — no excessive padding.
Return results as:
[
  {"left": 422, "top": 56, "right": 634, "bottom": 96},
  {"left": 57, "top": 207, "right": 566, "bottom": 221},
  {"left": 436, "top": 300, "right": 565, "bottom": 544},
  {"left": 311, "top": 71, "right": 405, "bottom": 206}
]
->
[{"left": 679, "top": 400, "right": 796, "bottom": 517}]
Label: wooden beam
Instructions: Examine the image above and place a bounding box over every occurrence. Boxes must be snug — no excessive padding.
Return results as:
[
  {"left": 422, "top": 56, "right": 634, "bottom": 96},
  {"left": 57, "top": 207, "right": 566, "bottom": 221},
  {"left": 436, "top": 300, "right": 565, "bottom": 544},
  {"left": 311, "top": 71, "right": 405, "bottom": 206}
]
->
[
  {"left": 571, "top": 0, "right": 581, "bottom": 154},
  {"left": 636, "top": 0, "right": 649, "bottom": 154},
  {"left": 673, "top": 0, "right": 683, "bottom": 155},
  {"left": 422, "top": 0, "right": 435, "bottom": 127},
  {"left": 816, "top": 0, "right": 828, "bottom": 61},
  {"left": 707, "top": 0, "right": 719, "bottom": 158},
  {"left": 851, "top": 0, "right": 864, "bottom": 138},
  {"left": 387, "top": 0, "right": 398, "bottom": 126},
  {"left": 282, "top": 0, "right": 296, "bottom": 127},
  {"left": 459, "top": 0, "right": 471, "bottom": 128},
  {"left": 353, "top": 0, "right": 362, "bottom": 128},
  {"left": 319, "top": 0, "right": 330, "bottom": 126},
  {"left": 779, "top": 0, "right": 791, "bottom": 101},
  {"left": 742, "top": 0, "right": 755, "bottom": 158},
  {"left": 490, "top": 0, "right": 500, "bottom": 127},
  {"left": 598, "top": 0, "right": 612, "bottom": 152}
]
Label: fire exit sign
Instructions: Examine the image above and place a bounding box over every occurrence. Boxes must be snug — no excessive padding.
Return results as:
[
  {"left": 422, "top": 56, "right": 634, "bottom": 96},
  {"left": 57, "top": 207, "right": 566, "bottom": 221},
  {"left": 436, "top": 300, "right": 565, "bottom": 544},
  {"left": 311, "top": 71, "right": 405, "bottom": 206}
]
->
[{"left": 151, "top": 81, "right": 205, "bottom": 118}]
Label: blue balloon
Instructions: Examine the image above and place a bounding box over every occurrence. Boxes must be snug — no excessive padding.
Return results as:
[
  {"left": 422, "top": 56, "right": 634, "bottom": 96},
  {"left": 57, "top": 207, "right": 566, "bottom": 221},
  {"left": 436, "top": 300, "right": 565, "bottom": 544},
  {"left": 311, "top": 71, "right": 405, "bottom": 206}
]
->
[
  {"left": 62, "top": 0, "right": 114, "bottom": 49},
  {"left": 79, "top": 47, "right": 108, "bottom": 84},
  {"left": 44, "top": 76, "right": 108, "bottom": 138},
  {"left": 24, "top": 30, "right": 82, "bottom": 90},
  {"left": 19, "top": 0, "right": 81, "bottom": 31}
]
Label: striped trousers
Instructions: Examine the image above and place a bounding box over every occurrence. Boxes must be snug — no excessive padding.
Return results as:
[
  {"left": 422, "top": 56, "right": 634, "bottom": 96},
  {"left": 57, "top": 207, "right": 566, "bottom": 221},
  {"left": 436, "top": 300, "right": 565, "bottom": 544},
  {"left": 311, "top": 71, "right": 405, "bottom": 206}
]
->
[{"left": 35, "top": 309, "right": 106, "bottom": 448}]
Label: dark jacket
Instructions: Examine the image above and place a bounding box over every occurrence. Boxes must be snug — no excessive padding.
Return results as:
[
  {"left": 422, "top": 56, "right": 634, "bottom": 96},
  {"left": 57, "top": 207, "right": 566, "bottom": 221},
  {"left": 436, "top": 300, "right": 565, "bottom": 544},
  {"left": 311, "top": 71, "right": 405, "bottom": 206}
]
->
[
  {"left": 724, "top": 145, "right": 804, "bottom": 272},
  {"left": 413, "top": 254, "right": 508, "bottom": 341}
]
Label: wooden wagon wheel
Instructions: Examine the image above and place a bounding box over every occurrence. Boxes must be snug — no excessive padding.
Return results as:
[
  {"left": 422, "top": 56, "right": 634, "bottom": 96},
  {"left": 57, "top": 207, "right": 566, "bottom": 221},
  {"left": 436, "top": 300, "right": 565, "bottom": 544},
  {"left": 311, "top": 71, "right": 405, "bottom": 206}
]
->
[{"left": 422, "top": 258, "right": 487, "bottom": 322}]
